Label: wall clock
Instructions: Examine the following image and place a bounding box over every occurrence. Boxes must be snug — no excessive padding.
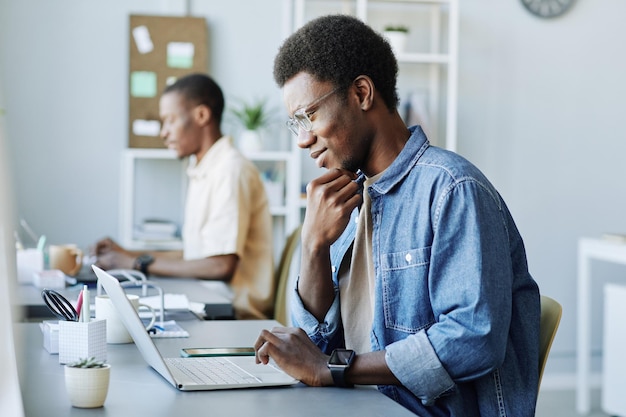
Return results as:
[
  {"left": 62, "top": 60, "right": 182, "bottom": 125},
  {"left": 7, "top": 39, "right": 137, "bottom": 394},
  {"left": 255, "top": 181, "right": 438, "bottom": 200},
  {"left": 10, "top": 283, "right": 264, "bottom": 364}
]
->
[{"left": 520, "top": 0, "right": 576, "bottom": 18}]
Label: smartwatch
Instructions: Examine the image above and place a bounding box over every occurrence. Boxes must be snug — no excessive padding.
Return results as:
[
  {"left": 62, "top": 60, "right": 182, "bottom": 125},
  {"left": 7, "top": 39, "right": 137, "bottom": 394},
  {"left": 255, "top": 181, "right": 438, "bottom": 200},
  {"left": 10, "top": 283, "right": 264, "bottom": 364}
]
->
[
  {"left": 327, "top": 349, "right": 355, "bottom": 388},
  {"left": 133, "top": 254, "right": 154, "bottom": 276}
]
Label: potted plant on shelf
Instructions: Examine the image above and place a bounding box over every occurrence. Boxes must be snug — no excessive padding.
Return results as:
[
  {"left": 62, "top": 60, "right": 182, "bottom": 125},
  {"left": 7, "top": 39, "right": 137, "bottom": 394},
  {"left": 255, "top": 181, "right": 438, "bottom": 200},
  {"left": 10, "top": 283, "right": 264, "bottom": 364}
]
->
[
  {"left": 230, "top": 98, "right": 272, "bottom": 154},
  {"left": 64, "top": 357, "right": 111, "bottom": 408},
  {"left": 383, "top": 24, "right": 409, "bottom": 54}
]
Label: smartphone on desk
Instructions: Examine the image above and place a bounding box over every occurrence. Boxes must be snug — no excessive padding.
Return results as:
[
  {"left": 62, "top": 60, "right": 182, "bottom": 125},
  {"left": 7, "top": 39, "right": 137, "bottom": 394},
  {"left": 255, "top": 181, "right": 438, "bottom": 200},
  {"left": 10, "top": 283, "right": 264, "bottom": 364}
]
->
[{"left": 180, "top": 347, "right": 256, "bottom": 357}]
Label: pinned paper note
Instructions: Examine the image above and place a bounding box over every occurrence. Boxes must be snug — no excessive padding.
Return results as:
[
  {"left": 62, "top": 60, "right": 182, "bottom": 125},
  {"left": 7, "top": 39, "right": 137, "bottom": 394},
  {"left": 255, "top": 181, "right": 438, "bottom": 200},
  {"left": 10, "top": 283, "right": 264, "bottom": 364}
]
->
[
  {"left": 166, "top": 76, "right": 177, "bottom": 86},
  {"left": 130, "top": 71, "right": 157, "bottom": 97},
  {"left": 167, "top": 42, "right": 194, "bottom": 68},
  {"left": 132, "top": 25, "right": 154, "bottom": 54},
  {"left": 132, "top": 119, "right": 161, "bottom": 137}
]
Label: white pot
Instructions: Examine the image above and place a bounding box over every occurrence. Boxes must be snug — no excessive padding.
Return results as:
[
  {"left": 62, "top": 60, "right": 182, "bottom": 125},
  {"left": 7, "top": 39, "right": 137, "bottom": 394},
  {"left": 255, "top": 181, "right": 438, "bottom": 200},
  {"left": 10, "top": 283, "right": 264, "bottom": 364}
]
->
[
  {"left": 64, "top": 364, "right": 111, "bottom": 408},
  {"left": 238, "top": 129, "right": 263, "bottom": 154},
  {"left": 384, "top": 31, "right": 408, "bottom": 54}
]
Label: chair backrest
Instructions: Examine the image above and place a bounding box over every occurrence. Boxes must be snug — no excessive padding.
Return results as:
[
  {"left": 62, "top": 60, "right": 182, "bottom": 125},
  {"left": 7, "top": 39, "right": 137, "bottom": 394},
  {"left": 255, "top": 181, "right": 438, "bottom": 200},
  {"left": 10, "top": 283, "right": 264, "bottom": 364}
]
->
[
  {"left": 538, "top": 295, "right": 562, "bottom": 392},
  {"left": 273, "top": 225, "right": 302, "bottom": 325}
]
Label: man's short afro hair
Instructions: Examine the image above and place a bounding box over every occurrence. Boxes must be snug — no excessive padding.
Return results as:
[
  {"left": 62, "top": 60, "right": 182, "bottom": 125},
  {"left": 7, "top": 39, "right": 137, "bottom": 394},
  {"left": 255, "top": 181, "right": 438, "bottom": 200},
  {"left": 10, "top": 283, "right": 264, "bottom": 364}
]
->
[{"left": 273, "top": 14, "right": 399, "bottom": 111}]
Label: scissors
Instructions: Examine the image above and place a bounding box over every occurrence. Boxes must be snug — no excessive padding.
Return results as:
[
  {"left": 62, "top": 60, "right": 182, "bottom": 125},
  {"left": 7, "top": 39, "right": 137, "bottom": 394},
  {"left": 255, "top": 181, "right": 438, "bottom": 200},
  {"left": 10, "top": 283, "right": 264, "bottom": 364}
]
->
[{"left": 41, "top": 289, "right": 79, "bottom": 321}]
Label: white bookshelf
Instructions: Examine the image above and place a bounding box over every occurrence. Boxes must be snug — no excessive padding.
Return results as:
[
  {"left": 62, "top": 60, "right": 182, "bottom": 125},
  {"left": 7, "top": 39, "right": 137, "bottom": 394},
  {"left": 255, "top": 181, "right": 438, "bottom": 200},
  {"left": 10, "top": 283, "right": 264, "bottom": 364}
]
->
[
  {"left": 119, "top": 146, "right": 302, "bottom": 252},
  {"left": 119, "top": 149, "right": 186, "bottom": 250}
]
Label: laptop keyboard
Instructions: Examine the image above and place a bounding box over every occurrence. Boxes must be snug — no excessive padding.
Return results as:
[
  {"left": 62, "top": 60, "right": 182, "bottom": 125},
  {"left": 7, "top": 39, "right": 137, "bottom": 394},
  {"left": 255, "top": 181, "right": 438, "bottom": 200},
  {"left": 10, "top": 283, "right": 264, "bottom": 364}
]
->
[{"left": 166, "top": 357, "right": 261, "bottom": 385}]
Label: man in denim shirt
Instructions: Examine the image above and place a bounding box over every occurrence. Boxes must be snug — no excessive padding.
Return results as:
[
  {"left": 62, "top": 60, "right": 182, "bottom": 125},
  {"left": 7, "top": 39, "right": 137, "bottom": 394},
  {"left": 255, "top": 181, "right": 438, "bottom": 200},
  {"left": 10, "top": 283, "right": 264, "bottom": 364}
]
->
[{"left": 255, "top": 14, "right": 540, "bottom": 416}]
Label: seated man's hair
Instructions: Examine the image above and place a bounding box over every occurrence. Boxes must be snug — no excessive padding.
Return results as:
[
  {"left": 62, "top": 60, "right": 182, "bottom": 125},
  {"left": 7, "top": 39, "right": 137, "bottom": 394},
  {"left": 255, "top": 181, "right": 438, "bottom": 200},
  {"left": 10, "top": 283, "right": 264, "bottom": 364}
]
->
[
  {"left": 164, "top": 73, "right": 225, "bottom": 124},
  {"left": 274, "top": 14, "right": 399, "bottom": 111}
]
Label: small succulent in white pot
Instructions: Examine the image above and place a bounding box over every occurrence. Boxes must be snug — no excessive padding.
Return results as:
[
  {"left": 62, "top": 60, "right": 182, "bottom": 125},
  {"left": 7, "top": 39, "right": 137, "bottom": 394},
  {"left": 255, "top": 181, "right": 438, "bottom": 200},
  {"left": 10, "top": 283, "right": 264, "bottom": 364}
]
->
[
  {"left": 64, "top": 357, "right": 111, "bottom": 408},
  {"left": 383, "top": 24, "right": 410, "bottom": 54}
]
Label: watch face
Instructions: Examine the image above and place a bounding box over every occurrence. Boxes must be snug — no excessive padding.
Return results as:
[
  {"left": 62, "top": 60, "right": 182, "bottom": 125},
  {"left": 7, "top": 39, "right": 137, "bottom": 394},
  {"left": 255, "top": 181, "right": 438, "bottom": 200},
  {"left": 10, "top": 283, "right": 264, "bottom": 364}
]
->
[
  {"left": 138, "top": 254, "right": 154, "bottom": 264},
  {"left": 329, "top": 349, "right": 355, "bottom": 366},
  {"left": 521, "top": 0, "right": 575, "bottom": 18}
]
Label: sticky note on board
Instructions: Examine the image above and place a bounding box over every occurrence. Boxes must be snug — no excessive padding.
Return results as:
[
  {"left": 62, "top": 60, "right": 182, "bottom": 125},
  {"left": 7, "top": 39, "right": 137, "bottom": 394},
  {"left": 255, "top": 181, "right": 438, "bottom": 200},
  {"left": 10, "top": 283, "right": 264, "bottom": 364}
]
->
[
  {"left": 132, "top": 25, "right": 154, "bottom": 54},
  {"left": 130, "top": 71, "right": 157, "bottom": 98},
  {"left": 132, "top": 119, "right": 161, "bottom": 137},
  {"left": 167, "top": 42, "right": 194, "bottom": 68}
]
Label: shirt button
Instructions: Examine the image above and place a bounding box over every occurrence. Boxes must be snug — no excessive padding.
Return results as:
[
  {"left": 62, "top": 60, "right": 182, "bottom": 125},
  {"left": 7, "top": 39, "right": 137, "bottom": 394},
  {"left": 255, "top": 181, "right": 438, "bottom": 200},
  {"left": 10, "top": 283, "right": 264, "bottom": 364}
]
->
[
  {"left": 331, "top": 265, "right": 337, "bottom": 273},
  {"left": 405, "top": 253, "right": 412, "bottom": 263}
]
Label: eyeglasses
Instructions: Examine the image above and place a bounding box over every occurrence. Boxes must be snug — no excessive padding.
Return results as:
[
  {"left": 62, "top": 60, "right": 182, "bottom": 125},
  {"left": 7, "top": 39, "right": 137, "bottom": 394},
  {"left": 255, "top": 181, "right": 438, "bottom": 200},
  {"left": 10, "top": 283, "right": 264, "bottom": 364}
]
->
[{"left": 286, "top": 86, "right": 341, "bottom": 136}]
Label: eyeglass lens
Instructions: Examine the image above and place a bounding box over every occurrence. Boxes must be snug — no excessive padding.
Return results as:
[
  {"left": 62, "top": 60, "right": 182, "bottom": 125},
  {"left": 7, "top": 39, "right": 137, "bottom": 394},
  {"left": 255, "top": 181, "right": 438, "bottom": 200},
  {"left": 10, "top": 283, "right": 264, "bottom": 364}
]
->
[{"left": 286, "top": 86, "right": 340, "bottom": 136}]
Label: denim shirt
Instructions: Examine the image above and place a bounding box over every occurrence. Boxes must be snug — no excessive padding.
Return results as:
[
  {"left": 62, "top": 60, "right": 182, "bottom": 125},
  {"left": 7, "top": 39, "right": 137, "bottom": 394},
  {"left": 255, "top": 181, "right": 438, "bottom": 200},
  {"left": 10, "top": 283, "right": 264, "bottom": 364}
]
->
[{"left": 291, "top": 126, "right": 540, "bottom": 416}]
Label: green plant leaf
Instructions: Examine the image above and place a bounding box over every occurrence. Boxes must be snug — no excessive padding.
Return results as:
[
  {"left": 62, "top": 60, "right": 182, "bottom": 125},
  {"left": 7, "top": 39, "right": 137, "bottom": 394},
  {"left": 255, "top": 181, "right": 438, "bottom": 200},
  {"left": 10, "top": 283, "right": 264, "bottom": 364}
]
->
[
  {"left": 230, "top": 98, "right": 271, "bottom": 130},
  {"left": 384, "top": 24, "right": 409, "bottom": 33},
  {"left": 67, "top": 357, "right": 107, "bottom": 368}
]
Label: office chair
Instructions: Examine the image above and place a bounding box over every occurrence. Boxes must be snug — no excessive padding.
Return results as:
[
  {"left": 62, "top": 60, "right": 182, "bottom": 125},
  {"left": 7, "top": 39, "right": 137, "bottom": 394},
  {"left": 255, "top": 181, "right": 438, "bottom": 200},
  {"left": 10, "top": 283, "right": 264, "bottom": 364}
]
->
[
  {"left": 273, "top": 225, "right": 302, "bottom": 325},
  {"left": 538, "top": 295, "right": 562, "bottom": 392}
]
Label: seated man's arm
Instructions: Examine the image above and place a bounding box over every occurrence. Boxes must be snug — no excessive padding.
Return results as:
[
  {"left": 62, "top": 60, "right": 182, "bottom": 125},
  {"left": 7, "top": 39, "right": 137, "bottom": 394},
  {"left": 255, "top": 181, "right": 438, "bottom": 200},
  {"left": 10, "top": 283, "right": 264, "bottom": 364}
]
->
[
  {"left": 146, "top": 253, "right": 238, "bottom": 281},
  {"left": 94, "top": 236, "right": 238, "bottom": 281},
  {"left": 291, "top": 170, "right": 362, "bottom": 350},
  {"left": 298, "top": 169, "right": 361, "bottom": 320},
  {"left": 255, "top": 327, "right": 400, "bottom": 387}
]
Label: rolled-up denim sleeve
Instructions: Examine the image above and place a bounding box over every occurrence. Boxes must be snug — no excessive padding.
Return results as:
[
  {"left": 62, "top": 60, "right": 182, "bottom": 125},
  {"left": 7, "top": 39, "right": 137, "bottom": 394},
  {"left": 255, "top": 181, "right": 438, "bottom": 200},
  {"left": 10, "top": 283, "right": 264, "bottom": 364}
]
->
[
  {"left": 385, "top": 330, "right": 455, "bottom": 405},
  {"left": 290, "top": 277, "right": 343, "bottom": 352}
]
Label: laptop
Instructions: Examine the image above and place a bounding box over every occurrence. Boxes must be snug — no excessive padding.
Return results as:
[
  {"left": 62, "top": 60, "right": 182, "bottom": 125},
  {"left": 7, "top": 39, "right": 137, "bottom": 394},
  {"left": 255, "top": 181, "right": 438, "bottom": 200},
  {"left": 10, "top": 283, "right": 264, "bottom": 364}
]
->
[{"left": 92, "top": 265, "right": 298, "bottom": 391}]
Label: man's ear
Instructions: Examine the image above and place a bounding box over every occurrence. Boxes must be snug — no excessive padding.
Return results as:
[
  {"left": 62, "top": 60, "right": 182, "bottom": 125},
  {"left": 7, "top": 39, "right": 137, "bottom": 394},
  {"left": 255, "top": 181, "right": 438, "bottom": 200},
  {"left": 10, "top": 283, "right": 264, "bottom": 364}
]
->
[
  {"left": 353, "top": 75, "right": 375, "bottom": 111},
  {"left": 193, "top": 104, "right": 212, "bottom": 126}
]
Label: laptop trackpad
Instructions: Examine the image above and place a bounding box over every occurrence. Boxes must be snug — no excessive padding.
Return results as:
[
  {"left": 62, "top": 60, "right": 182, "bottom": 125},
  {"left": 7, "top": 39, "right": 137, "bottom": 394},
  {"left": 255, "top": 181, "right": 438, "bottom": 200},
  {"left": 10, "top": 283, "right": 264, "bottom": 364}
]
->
[{"left": 227, "top": 356, "right": 296, "bottom": 383}]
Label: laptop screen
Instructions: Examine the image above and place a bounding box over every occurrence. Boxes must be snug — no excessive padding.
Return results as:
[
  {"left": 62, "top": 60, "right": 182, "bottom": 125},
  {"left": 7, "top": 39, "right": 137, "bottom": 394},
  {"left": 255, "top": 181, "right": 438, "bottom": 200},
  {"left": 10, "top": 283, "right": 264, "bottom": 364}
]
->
[{"left": 92, "top": 265, "right": 177, "bottom": 386}]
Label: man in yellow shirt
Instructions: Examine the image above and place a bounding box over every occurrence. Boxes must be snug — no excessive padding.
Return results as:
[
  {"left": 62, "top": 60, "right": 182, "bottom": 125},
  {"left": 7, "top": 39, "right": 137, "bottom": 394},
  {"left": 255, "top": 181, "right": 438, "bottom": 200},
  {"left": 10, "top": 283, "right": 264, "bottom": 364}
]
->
[{"left": 94, "top": 74, "right": 274, "bottom": 319}]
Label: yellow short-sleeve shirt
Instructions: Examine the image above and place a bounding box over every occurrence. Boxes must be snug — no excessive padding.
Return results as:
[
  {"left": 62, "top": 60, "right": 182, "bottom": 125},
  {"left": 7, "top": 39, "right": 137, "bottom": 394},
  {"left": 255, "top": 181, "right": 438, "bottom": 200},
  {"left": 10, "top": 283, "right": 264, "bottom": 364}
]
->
[{"left": 183, "top": 136, "right": 274, "bottom": 319}]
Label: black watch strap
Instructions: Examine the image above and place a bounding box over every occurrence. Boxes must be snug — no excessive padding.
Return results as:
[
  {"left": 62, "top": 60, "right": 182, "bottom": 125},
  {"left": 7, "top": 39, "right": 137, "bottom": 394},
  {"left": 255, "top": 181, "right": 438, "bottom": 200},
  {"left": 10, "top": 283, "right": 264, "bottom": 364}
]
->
[
  {"left": 134, "top": 254, "right": 154, "bottom": 276},
  {"left": 329, "top": 366, "right": 352, "bottom": 388}
]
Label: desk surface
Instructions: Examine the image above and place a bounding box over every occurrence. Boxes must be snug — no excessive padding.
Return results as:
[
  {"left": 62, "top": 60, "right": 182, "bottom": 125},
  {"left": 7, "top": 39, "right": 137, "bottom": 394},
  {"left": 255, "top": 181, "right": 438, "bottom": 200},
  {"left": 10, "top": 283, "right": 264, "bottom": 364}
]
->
[
  {"left": 16, "top": 320, "right": 416, "bottom": 417},
  {"left": 17, "top": 275, "right": 233, "bottom": 319}
]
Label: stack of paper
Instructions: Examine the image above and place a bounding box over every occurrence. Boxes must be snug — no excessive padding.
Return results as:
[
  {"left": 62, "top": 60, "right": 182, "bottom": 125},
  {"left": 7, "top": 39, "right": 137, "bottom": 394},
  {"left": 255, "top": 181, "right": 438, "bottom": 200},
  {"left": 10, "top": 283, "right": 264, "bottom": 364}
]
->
[{"left": 149, "top": 320, "right": 189, "bottom": 338}]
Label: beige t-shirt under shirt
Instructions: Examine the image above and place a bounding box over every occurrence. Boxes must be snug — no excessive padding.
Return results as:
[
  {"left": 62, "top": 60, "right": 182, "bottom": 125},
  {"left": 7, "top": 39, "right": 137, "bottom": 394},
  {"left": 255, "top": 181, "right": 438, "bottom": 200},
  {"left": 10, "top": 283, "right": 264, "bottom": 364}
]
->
[{"left": 339, "top": 172, "right": 382, "bottom": 354}]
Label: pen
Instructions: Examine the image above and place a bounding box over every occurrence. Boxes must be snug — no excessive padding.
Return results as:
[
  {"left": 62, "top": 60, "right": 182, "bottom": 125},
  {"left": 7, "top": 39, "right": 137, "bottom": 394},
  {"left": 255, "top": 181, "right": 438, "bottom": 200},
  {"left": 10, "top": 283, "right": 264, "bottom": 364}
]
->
[
  {"left": 81, "top": 285, "right": 90, "bottom": 322},
  {"left": 76, "top": 289, "right": 84, "bottom": 322},
  {"left": 20, "top": 218, "right": 39, "bottom": 244},
  {"left": 14, "top": 231, "right": 24, "bottom": 250},
  {"left": 37, "top": 235, "right": 46, "bottom": 252}
]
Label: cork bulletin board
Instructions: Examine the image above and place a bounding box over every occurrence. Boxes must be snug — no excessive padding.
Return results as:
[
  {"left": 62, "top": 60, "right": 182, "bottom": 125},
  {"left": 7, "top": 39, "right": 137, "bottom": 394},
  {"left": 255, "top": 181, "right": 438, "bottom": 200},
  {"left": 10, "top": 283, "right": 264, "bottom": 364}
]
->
[{"left": 128, "top": 15, "right": 208, "bottom": 148}]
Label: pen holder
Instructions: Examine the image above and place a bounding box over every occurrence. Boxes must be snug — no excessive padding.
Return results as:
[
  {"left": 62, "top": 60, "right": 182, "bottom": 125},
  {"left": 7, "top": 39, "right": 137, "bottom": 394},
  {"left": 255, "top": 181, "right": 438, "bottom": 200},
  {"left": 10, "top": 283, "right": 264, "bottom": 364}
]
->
[{"left": 58, "top": 320, "right": 107, "bottom": 365}]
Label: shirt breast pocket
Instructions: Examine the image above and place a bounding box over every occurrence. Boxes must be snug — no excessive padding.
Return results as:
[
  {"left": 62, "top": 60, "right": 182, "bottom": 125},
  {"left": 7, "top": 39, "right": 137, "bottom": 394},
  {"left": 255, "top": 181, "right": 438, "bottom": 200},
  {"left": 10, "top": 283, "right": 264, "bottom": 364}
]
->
[{"left": 380, "top": 246, "right": 434, "bottom": 333}]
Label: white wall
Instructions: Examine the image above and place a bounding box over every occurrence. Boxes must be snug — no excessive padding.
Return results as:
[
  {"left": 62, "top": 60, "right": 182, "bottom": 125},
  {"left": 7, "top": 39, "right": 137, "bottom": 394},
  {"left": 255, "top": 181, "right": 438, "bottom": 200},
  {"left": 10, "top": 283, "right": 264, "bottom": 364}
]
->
[
  {"left": 2, "top": 0, "right": 625, "bottom": 381},
  {"left": 457, "top": 1, "right": 626, "bottom": 382}
]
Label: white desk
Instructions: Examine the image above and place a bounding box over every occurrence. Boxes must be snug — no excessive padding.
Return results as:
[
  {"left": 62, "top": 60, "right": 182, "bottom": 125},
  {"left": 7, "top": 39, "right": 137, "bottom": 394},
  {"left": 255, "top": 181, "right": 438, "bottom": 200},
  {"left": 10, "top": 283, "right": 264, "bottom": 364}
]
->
[
  {"left": 16, "top": 320, "right": 417, "bottom": 416},
  {"left": 17, "top": 276, "right": 233, "bottom": 320},
  {"left": 577, "top": 237, "right": 626, "bottom": 414}
]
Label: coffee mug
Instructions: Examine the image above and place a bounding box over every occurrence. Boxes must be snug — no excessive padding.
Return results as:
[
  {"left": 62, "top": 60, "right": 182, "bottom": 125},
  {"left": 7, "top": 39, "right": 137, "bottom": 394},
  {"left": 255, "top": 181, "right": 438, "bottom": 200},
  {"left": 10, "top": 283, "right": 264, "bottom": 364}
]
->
[
  {"left": 95, "top": 294, "right": 156, "bottom": 344},
  {"left": 49, "top": 244, "right": 83, "bottom": 276}
]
